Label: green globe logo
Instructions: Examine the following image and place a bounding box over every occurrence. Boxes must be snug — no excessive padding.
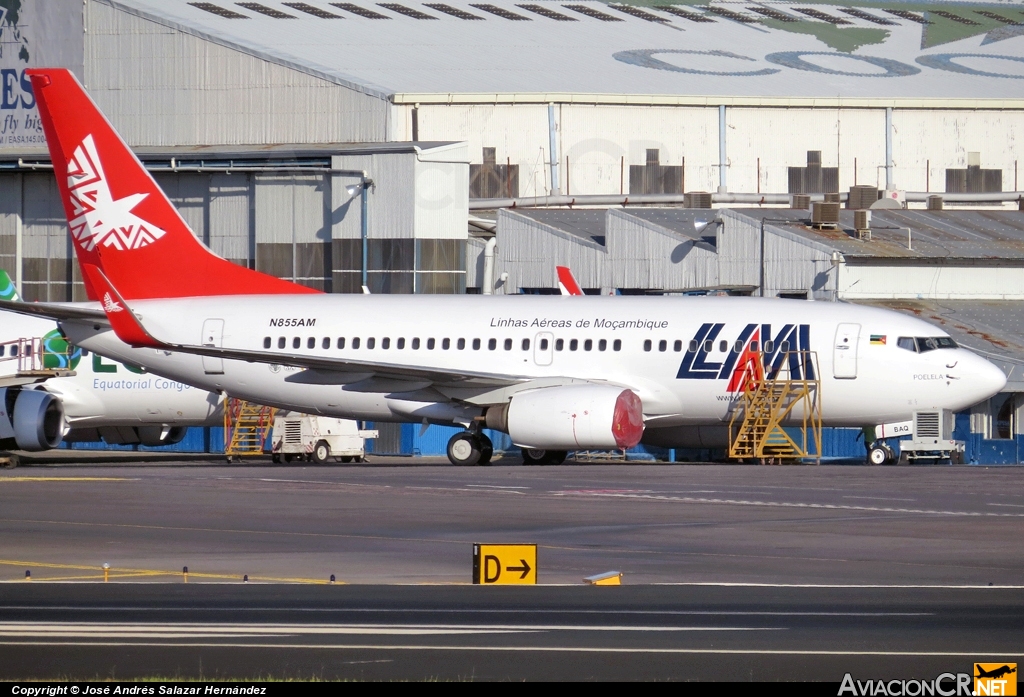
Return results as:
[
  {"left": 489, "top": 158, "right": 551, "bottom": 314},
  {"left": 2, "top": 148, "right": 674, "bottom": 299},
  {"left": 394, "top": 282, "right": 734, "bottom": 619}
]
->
[{"left": 41, "top": 329, "right": 82, "bottom": 371}]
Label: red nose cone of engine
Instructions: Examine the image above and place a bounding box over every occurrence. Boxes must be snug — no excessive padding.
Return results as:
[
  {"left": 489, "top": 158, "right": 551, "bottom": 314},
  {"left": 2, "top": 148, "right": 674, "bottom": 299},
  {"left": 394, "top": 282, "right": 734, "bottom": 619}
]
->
[{"left": 612, "top": 389, "right": 644, "bottom": 449}]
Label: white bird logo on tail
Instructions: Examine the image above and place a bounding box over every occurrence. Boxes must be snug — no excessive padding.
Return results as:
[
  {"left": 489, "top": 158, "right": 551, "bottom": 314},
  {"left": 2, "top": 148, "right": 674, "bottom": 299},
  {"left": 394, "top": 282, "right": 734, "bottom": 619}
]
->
[
  {"left": 102, "top": 292, "right": 123, "bottom": 313},
  {"left": 66, "top": 134, "right": 167, "bottom": 252}
]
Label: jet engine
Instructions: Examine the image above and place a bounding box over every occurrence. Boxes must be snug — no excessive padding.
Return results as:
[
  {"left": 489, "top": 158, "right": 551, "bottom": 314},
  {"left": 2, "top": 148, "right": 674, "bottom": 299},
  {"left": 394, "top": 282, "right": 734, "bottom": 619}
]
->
[
  {"left": 486, "top": 385, "right": 644, "bottom": 450},
  {"left": 0, "top": 387, "right": 67, "bottom": 451},
  {"left": 137, "top": 425, "right": 188, "bottom": 447}
]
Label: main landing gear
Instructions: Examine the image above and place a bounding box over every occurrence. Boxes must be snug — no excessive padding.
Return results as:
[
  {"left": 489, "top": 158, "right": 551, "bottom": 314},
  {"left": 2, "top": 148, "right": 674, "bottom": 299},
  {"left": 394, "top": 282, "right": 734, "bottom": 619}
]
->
[
  {"left": 866, "top": 441, "right": 895, "bottom": 465},
  {"left": 521, "top": 448, "right": 567, "bottom": 466},
  {"left": 447, "top": 431, "right": 494, "bottom": 466}
]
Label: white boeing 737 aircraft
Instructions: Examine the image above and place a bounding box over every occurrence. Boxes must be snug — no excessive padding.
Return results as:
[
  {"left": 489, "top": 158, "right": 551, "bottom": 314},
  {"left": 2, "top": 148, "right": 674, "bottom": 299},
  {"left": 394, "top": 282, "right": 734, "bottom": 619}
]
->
[{"left": 0, "top": 69, "right": 1006, "bottom": 466}]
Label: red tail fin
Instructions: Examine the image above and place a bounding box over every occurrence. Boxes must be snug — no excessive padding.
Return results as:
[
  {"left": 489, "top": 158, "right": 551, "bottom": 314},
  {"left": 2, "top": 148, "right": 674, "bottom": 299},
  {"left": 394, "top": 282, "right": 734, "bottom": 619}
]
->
[
  {"left": 27, "top": 69, "right": 318, "bottom": 300},
  {"left": 556, "top": 266, "right": 584, "bottom": 296}
]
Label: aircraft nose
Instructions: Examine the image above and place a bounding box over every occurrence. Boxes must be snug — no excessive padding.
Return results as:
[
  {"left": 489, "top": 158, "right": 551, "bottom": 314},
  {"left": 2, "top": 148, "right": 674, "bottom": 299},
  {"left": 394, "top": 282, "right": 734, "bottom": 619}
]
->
[{"left": 965, "top": 352, "right": 1007, "bottom": 403}]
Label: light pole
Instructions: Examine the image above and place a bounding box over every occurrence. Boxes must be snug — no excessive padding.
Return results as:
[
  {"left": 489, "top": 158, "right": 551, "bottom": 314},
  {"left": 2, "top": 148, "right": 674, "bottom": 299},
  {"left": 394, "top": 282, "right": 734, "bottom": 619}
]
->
[{"left": 342, "top": 177, "right": 374, "bottom": 290}]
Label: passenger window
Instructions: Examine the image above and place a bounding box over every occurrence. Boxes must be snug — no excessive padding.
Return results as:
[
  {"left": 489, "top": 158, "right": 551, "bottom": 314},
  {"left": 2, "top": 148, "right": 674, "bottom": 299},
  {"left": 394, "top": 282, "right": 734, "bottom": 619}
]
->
[
  {"left": 504, "top": 338, "right": 513, "bottom": 351},
  {"left": 488, "top": 338, "right": 497, "bottom": 350},
  {"left": 337, "top": 337, "right": 346, "bottom": 349},
  {"left": 473, "top": 338, "right": 481, "bottom": 350},
  {"left": 442, "top": 338, "right": 450, "bottom": 350},
  {"left": 0, "top": 346, "right": 5, "bottom": 357},
  {"left": 81, "top": 348, "right": 89, "bottom": 357},
  {"left": 658, "top": 340, "right": 667, "bottom": 352},
  {"left": 689, "top": 340, "right": 698, "bottom": 352},
  {"left": 584, "top": 339, "right": 592, "bottom": 351},
  {"left": 540, "top": 338, "right": 549, "bottom": 350},
  {"left": 598, "top": 339, "right": 606, "bottom": 351},
  {"left": 457, "top": 338, "right": 466, "bottom": 350},
  {"left": 367, "top": 338, "right": 376, "bottom": 349},
  {"left": 412, "top": 338, "right": 420, "bottom": 349},
  {"left": 780, "top": 341, "right": 789, "bottom": 353},
  {"left": 382, "top": 338, "right": 390, "bottom": 349},
  {"left": 555, "top": 339, "right": 564, "bottom": 351},
  {"left": 293, "top": 337, "right": 301, "bottom": 349},
  {"left": 353, "top": 337, "right": 361, "bottom": 349},
  {"left": 764, "top": 340, "right": 773, "bottom": 353},
  {"left": 644, "top": 340, "right": 652, "bottom": 352},
  {"left": 522, "top": 338, "right": 530, "bottom": 351},
  {"left": 702, "top": 340, "right": 712, "bottom": 352},
  {"left": 427, "top": 338, "right": 435, "bottom": 349},
  {"left": 750, "top": 341, "right": 759, "bottom": 352},
  {"left": 569, "top": 339, "right": 578, "bottom": 351},
  {"left": 674, "top": 340, "right": 682, "bottom": 352},
  {"left": 397, "top": 338, "right": 405, "bottom": 349},
  {"left": 719, "top": 340, "right": 728, "bottom": 352},
  {"left": 307, "top": 337, "right": 315, "bottom": 349},
  {"left": 263, "top": 337, "right": 271, "bottom": 349},
  {"left": 278, "top": 337, "right": 286, "bottom": 349},
  {"left": 613, "top": 339, "right": 621, "bottom": 351},
  {"left": 322, "top": 337, "right": 330, "bottom": 349},
  {"left": 734, "top": 340, "right": 743, "bottom": 353},
  {"left": 10, "top": 346, "right": 17, "bottom": 356}
]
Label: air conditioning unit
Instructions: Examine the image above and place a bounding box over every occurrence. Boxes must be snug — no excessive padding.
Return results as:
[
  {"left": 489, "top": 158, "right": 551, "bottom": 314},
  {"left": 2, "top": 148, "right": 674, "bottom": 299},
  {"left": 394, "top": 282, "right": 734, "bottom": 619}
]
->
[
  {"left": 792, "top": 194, "right": 811, "bottom": 210},
  {"left": 897, "top": 409, "right": 963, "bottom": 464},
  {"left": 854, "top": 209, "right": 871, "bottom": 240},
  {"left": 881, "top": 189, "right": 906, "bottom": 208},
  {"left": 824, "top": 192, "right": 841, "bottom": 203},
  {"left": 684, "top": 191, "right": 712, "bottom": 209},
  {"left": 927, "top": 195, "right": 944, "bottom": 211},
  {"left": 811, "top": 201, "right": 840, "bottom": 229},
  {"left": 847, "top": 185, "right": 879, "bottom": 210}
]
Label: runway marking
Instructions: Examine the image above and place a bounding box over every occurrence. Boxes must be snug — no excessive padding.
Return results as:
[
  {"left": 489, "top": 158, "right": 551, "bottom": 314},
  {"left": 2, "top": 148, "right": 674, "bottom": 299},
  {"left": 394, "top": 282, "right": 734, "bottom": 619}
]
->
[
  {"left": 466, "top": 485, "right": 530, "bottom": 490},
  {"left": 0, "top": 641, "right": 1019, "bottom": 657},
  {"left": 988, "top": 503, "right": 1024, "bottom": 508},
  {"left": 0, "top": 606, "right": 933, "bottom": 617},
  {"left": 0, "top": 559, "right": 341, "bottom": 585},
  {"left": 559, "top": 491, "right": 1024, "bottom": 518},
  {"left": 843, "top": 496, "right": 916, "bottom": 502},
  {"left": 0, "top": 622, "right": 781, "bottom": 639},
  {"left": 0, "top": 477, "right": 133, "bottom": 482}
]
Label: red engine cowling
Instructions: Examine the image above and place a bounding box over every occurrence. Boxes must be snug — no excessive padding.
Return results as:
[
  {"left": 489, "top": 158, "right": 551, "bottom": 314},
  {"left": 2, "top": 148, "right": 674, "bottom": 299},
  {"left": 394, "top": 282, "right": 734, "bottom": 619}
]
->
[{"left": 489, "top": 385, "right": 644, "bottom": 450}]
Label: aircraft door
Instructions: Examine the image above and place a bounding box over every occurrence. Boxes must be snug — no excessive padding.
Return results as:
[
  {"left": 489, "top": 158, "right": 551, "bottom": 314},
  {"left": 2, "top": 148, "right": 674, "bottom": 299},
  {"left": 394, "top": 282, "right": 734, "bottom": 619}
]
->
[
  {"left": 534, "top": 332, "right": 554, "bottom": 366},
  {"left": 201, "top": 318, "right": 225, "bottom": 375},
  {"left": 833, "top": 323, "right": 860, "bottom": 379}
]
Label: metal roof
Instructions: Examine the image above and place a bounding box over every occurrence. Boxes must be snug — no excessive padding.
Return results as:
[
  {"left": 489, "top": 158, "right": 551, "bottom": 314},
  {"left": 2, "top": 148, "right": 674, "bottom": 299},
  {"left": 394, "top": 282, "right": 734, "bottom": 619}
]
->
[
  {"left": 735, "top": 209, "right": 1024, "bottom": 263},
  {"left": 107, "top": 0, "right": 1024, "bottom": 101},
  {"left": 515, "top": 209, "right": 606, "bottom": 246},
  {"left": 858, "top": 299, "right": 1024, "bottom": 388},
  {"left": 619, "top": 208, "right": 718, "bottom": 240}
]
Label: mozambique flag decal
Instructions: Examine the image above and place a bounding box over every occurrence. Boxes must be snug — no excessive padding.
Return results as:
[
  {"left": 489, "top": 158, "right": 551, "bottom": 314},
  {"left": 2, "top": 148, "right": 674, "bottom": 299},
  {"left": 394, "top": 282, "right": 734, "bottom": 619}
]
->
[{"left": 870, "top": 335, "right": 887, "bottom": 345}]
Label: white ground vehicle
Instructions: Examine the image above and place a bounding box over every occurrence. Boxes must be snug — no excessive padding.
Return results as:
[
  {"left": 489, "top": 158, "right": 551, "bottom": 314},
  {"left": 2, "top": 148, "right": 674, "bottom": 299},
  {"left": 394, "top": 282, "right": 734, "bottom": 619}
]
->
[{"left": 271, "top": 412, "right": 378, "bottom": 464}]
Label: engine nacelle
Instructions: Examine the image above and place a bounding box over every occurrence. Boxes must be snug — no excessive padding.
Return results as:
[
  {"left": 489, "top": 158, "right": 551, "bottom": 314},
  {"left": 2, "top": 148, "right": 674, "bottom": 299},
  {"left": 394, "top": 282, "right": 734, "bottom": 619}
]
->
[
  {"left": 487, "top": 385, "right": 644, "bottom": 450},
  {"left": 137, "top": 425, "right": 188, "bottom": 447},
  {"left": 0, "top": 388, "right": 66, "bottom": 451}
]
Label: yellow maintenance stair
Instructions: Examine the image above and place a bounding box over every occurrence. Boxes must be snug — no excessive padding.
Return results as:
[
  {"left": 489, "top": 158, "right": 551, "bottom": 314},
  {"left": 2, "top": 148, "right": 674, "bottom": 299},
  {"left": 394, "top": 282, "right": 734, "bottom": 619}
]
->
[
  {"left": 728, "top": 350, "right": 822, "bottom": 463},
  {"left": 224, "top": 398, "right": 278, "bottom": 460}
]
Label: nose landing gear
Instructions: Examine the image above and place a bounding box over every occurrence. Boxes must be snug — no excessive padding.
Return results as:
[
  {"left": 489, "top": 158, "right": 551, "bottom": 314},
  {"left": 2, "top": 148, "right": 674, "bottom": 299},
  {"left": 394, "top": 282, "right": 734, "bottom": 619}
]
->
[
  {"left": 867, "top": 441, "right": 895, "bottom": 465},
  {"left": 446, "top": 431, "right": 494, "bottom": 466},
  {"left": 522, "top": 448, "right": 568, "bottom": 466}
]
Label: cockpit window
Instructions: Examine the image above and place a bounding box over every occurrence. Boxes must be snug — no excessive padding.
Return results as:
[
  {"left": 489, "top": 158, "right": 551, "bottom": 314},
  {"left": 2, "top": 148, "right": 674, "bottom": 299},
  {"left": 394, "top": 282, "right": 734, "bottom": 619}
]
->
[{"left": 897, "top": 336, "right": 958, "bottom": 353}]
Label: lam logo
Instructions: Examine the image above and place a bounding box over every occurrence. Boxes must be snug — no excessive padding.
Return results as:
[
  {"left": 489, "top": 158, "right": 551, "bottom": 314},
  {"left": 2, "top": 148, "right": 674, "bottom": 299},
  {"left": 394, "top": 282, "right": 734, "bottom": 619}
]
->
[
  {"left": 102, "top": 292, "right": 123, "bottom": 313},
  {"left": 975, "top": 664, "right": 1017, "bottom": 696},
  {"left": 66, "top": 134, "right": 167, "bottom": 251}
]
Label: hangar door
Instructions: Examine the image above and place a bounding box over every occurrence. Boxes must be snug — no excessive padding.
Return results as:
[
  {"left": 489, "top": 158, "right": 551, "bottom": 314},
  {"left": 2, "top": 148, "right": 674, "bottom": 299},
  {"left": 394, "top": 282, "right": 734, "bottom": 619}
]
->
[{"left": 833, "top": 323, "right": 860, "bottom": 379}]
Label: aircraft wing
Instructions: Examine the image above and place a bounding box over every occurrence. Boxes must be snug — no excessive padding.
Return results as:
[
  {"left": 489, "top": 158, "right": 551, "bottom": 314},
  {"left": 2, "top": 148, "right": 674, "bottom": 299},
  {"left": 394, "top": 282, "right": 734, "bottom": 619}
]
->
[{"left": 0, "top": 298, "right": 109, "bottom": 324}]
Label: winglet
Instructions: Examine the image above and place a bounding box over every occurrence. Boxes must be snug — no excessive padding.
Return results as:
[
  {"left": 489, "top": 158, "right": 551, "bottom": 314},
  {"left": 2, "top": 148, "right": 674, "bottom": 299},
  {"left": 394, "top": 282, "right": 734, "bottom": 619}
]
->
[
  {"left": 80, "top": 263, "right": 164, "bottom": 349},
  {"left": 556, "top": 266, "right": 584, "bottom": 296},
  {"left": 0, "top": 270, "right": 20, "bottom": 302}
]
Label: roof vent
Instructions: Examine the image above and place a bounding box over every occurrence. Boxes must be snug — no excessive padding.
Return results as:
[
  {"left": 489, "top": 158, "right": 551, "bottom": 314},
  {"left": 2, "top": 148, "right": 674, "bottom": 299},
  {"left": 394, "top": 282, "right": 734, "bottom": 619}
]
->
[
  {"left": 609, "top": 4, "right": 667, "bottom": 22},
  {"left": 425, "top": 3, "right": 484, "bottom": 19},
  {"left": 792, "top": 194, "right": 811, "bottom": 210},
  {"left": 931, "top": 9, "right": 978, "bottom": 25},
  {"left": 700, "top": 6, "right": 758, "bottom": 23},
  {"left": 838, "top": 7, "right": 895, "bottom": 25},
  {"left": 471, "top": 3, "right": 530, "bottom": 20},
  {"left": 189, "top": 2, "right": 249, "bottom": 17},
  {"left": 284, "top": 2, "right": 343, "bottom": 17},
  {"left": 811, "top": 201, "right": 840, "bottom": 229},
  {"left": 517, "top": 4, "right": 575, "bottom": 20},
  {"left": 236, "top": 2, "right": 296, "bottom": 18},
  {"left": 331, "top": 3, "right": 391, "bottom": 18},
  {"left": 884, "top": 8, "right": 931, "bottom": 24},
  {"left": 854, "top": 209, "right": 871, "bottom": 240},
  {"left": 379, "top": 3, "right": 436, "bottom": 18},
  {"left": 683, "top": 191, "right": 712, "bottom": 209},
  {"left": 974, "top": 9, "right": 1021, "bottom": 25},
  {"left": 927, "top": 195, "right": 944, "bottom": 211},
  {"left": 563, "top": 4, "right": 623, "bottom": 21},
  {"left": 847, "top": 185, "right": 879, "bottom": 210},
  {"left": 747, "top": 6, "right": 796, "bottom": 22},
  {"left": 655, "top": 6, "right": 714, "bottom": 22}
]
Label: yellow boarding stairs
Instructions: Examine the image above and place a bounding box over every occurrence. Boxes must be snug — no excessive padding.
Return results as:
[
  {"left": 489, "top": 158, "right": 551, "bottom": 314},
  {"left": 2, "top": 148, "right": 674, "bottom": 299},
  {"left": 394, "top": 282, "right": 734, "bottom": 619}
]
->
[
  {"left": 728, "top": 350, "right": 822, "bottom": 464},
  {"left": 224, "top": 397, "right": 278, "bottom": 461}
]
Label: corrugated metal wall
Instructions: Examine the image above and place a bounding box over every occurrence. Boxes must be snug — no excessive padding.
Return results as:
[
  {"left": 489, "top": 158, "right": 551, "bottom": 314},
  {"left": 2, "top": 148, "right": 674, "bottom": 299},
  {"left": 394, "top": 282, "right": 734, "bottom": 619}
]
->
[
  {"left": 606, "top": 209, "right": 719, "bottom": 291},
  {"left": 495, "top": 210, "right": 609, "bottom": 292},
  {"left": 839, "top": 265, "right": 1024, "bottom": 301},
  {"left": 84, "top": 0, "right": 390, "bottom": 146}
]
